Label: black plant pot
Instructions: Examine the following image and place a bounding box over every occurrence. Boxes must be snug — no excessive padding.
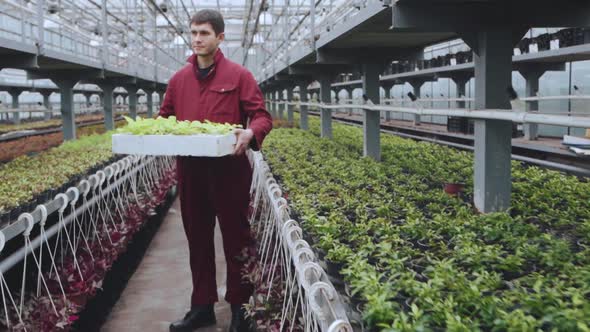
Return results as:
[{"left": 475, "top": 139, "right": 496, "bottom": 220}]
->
[
  {"left": 9, "top": 206, "right": 21, "bottom": 223},
  {"left": 0, "top": 211, "right": 10, "bottom": 225},
  {"left": 36, "top": 190, "right": 49, "bottom": 205},
  {"left": 48, "top": 188, "right": 57, "bottom": 200},
  {"left": 23, "top": 200, "right": 36, "bottom": 213},
  {"left": 326, "top": 260, "right": 344, "bottom": 279}
]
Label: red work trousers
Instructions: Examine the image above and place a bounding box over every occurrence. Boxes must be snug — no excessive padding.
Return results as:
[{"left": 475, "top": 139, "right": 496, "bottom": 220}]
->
[{"left": 177, "top": 155, "right": 254, "bottom": 306}]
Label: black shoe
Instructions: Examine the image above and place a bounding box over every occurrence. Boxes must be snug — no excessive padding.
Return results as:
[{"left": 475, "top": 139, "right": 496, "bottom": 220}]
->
[
  {"left": 229, "top": 304, "right": 254, "bottom": 332},
  {"left": 170, "top": 304, "right": 216, "bottom": 332}
]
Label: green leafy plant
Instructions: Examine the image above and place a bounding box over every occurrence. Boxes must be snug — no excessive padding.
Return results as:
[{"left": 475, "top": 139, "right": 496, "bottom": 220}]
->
[
  {"left": 265, "top": 115, "right": 590, "bottom": 330},
  {"left": 116, "top": 116, "right": 241, "bottom": 135}
]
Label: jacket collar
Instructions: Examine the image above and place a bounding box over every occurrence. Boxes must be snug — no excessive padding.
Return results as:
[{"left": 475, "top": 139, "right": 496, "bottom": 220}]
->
[{"left": 187, "top": 48, "right": 225, "bottom": 81}]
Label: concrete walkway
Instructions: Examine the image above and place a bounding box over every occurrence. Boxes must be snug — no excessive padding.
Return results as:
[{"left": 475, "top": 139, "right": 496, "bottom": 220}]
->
[{"left": 101, "top": 198, "right": 232, "bottom": 332}]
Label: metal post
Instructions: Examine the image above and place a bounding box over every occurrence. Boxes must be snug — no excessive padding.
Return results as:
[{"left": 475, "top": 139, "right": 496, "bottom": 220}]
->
[
  {"left": 145, "top": 90, "right": 154, "bottom": 117},
  {"left": 127, "top": 87, "right": 138, "bottom": 119},
  {"left": 408, "top": 79, "right": 424, "bottom": 125},
  {"left": 299, "top": 83, "right": 309, "bottom": 130},
  {"left": 318, "top": 76, "right": 332, "bottom": 138},
  {"left": 271, "top": 91, "right": 275, "bottom": 113},
  {"left": 267, "top": 90, "right": 273, "bottom": 117},
  {"left": 277, "top": 89, "right": 284, "bottom": 119},
  {"left": 362, "top": 63, "right": 381, "bottom": 161},
  {"left": 451, "top": 74, "right": 471, "bottom": 133},
  {"left": 264, "top": 92, "right": 268, "bottom": 111},
  {"left": 472, "top": 29, "right": 515, "bottom": 213},
  {"left": 53, "top": 80, "right": 78, "bottom": 140},
  {"left": 84, "top": 93, "right": 92, "bottom": 108},
  {"left": 42, "top": 92, "right": 52, "bottom": 120},
  {"left": 382, "top": 84, "right": 393, "bottom": 121},
  {"left": 287, "top": 87, "right": 294, "bottom": 123},
  {"left": 345, "top": 87, "right": 354, "bottom": 116},
  {"left": 519, "top": 68, "right": 545, "bottom": 140},
  {"left": 453, "top": 77, "right": 469, "bottom": 109},
  {"left": 100, "top": 84, "right": 115, "bottom": 131},
  {"left": 158, "top": 91, "right": 164, "bottom": 109},
  {"left": 9, "top": 90, "right": 21, "bottom": 125}
]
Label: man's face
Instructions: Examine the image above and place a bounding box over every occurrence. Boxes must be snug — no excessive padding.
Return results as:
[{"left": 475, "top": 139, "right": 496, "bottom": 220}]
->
[{"left": 190, "top": 22, "right": 224, "bottom": 57}]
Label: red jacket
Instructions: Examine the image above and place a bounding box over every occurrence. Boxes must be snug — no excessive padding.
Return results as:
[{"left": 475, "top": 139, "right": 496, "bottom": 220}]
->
[{"left": 159, "top": 49, "right": 272, "bottom": 150}]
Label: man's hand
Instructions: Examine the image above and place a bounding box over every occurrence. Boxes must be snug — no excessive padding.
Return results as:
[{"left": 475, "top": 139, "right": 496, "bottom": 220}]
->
[{"left": 233, "top": 128, "right": 254, "bottom": 155}]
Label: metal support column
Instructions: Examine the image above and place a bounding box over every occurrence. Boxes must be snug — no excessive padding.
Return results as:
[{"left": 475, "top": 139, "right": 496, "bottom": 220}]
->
[
  {"left": 470, "top": 29, "right": 516, "bottom": 213},
  {"left": 158, "top": 91, "right": 165, "bottom": 109},
  {"left": 299, "top": 83, "right": 309, "bottom": 130},
  {"left": 519, "top": 68, "right": 545, "bottom": 140},
  {"left": 53, "top": 80, "right": 78, "bottom": 140},
  {"left": 450, "top": 74, "right": 472, "bottom": 133},
  {"left": 8, "top": 89, "right": 22, "bottom": 124},
  {"left": 382, "top": 83, "right": 393, "bottom": 121},
  {"left": 362, "top": 63, "right": 381, "bottom": 161},
  {"left": 318, "top": 76, "right": 332, "bottom": 138},
  {"left": 264, "top": 92, "right": 268, "bottom": 111},
  {"left": 452, "top": 75, "right": 471, "bottom": 109},
  {"left": 408, "top": 79, "right": 425, "bottom": 125},
  {"left": 345, "top": 87, "right": 354, "bottom": 115},
  {"left": 127, "top": 87, "right": 138, "bottom": 119},
  {"left": 83, "top": 92, "right": 92, "bottom": 108},
  {"left": 267, "top": 92, "right": 272, "bottom": 113},
  {"left": 145, "top": 90, "right": 154, "bottom": 118},
  {"left": 268, "top": 92, "right": 273, "bottom": 117},
  {"left": 287, "top": 87, "right": 294, "bottom": 123},
  {"left": 277, "top": 89, "right": 284, "bottom": 120},
  {"left": 269, "top": 90, "right": 275, "bottom": 117},
  {"left": 100, "top": 84, "right": 115, "bottom": 131},
  {"left": 271, "top": 91, "right": 276, "bottom": 118},
  {"left": 9, "top": 90, "right": 21, "bottom": 125},
  {"left": 42, "top": 92, "right": 52, "bottom": 120}
]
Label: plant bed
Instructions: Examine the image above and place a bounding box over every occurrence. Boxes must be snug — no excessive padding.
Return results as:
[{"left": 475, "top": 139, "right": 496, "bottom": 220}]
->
[
  {"left": 0, "top": 120, "right": 126, "bottom": 163},
  {"left": 0, "top": 132, "right": 119, "bottom": 221},
  {"left": 262, "top": 116, "right": 590, "bottom": 330},
  {"left": 0, "top": 157, "right": 177, "bottom": 331}
]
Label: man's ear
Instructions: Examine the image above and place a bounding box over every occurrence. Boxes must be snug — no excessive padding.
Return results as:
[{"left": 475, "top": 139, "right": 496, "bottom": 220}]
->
[{"left": 217, "top": 32, "right": 225, "bottom": 43}]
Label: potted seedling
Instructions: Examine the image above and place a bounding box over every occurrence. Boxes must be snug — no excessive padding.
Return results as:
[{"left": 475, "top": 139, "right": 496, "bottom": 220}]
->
[{"left": 443, "top": 175, "right": 465, "bottom": 197}]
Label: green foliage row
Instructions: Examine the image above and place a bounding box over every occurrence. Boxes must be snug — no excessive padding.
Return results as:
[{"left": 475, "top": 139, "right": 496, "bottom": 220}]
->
[
  {"left": 264, "top": 117, "right": 590, "bottom": 331},
  {"left": 0, "top": 133, "right": 113, "bottom": 213}
]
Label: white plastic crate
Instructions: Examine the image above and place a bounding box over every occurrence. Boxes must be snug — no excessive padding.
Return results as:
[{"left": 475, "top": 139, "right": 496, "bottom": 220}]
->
[{"left": 112, "top": 133, "right": 237, "bottom": 157}]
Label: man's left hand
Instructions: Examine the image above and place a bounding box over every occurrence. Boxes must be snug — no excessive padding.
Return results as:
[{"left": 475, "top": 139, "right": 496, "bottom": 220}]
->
[{"left": 233, "top": 128, "right": 254, "bottom": 155}]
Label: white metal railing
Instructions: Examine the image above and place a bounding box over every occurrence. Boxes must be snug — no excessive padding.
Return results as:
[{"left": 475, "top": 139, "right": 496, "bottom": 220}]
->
[
  {"left": 271, "top": 100, "right": 590, "bottom": 127},
  {"left": 248, "top": 150, "right": 353, "bottom": 332}
]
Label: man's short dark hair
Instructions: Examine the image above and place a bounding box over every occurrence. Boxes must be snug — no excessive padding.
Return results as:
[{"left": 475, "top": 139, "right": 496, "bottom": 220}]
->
[{"left": 190, "top": 10, "right": 224, "bottom": 35}]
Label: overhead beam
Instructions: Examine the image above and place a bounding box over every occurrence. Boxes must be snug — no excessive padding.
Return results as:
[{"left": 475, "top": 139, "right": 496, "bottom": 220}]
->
[
  {"left": 288, "top": 64, "right": 353, "bottom": 77},
  {"left": 0, "top": 54, "right": 39, "bottom": 70},
  {"left": 316, "top": 47, "right": 424, "bottom": 65},
  {"left": 392, "top": 2, "right": 590, "bottom": 31},
  {"left": 27, "top": 69, "right": 105, "bottom": 81}
]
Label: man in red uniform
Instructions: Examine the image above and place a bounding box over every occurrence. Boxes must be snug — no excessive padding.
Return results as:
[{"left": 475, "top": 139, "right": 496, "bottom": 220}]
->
[{"left": 159, "top": 9, "right": 272, "bottom": 332}]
